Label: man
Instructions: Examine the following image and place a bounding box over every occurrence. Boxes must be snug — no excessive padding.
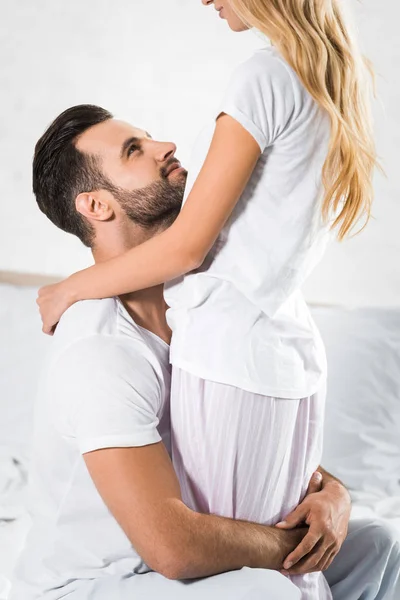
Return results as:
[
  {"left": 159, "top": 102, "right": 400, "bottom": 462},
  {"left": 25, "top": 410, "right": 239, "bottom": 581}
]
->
[{"left": 11, "top": 105, "right": 400, "bottom": 600}]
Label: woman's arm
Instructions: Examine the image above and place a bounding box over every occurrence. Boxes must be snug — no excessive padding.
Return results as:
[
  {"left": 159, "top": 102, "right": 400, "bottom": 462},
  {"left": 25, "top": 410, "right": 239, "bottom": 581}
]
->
[{"left": 38, "top": 114, "right": 261, "bottom": 333}]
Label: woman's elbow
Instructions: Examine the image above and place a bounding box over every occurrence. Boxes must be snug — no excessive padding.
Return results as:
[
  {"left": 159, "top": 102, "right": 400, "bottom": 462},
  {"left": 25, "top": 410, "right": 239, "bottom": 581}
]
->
[
  {"left": 185, "top": 247, "right": 205, "bottom": 272},
  {"left": 170, "top": 224, "right": 206, "bottom": 273}
]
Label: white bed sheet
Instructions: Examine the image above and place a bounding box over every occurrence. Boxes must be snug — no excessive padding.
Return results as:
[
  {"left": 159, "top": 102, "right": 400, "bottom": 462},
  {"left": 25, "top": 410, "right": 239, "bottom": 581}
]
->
[
  {"left": 1, "top": 488, "right": 399, "bottom": 600},
  {"left": 0, "top": 514, "right": 31, "bottom": 600},
  {"left": 0, "top": 453, "right": 31, "bottom": 600}
]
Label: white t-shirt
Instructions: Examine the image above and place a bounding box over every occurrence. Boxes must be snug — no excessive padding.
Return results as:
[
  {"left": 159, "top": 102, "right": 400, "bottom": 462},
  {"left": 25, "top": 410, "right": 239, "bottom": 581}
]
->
[
  {"left": 165, "top": 46, "right": 333, "bottom": 399},
  {"left": 11, "top": 298, "right": 171, "bottom": 600}
]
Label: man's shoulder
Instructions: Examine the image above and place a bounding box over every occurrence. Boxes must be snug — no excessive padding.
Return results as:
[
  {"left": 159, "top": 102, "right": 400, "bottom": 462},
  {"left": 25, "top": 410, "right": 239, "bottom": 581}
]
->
[
  {"left": 55, "top": 298, "right": 118, "bottom": 343},
  {"left": 40, "top": 300, "right": 166, "bottom": 448},
  {"left": 48, "top": 298, "right": 140, "bottom": 372},
  {"left": 53, "top": 298, "right": 142, "bottom": 351},
  {"left": 48, "top": 298, "right": 164, "bottom": 381}
]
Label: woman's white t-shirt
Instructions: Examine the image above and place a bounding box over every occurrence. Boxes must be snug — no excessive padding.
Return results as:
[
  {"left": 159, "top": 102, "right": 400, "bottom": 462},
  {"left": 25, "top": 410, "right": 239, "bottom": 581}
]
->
[{"left": 164, "top": 46, "right": 333, "bottom": 399}]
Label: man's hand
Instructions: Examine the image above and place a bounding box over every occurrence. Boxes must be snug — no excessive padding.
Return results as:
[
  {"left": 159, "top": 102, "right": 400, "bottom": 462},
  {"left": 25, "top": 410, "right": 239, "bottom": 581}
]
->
[{"left": 276, "top": 470, "right": 351, "bottom": 575}]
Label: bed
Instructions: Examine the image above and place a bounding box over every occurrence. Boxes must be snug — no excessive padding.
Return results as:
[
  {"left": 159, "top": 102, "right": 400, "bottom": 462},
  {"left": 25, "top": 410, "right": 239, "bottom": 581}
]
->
[
  {"left": 0, "top": 272, "right": 58, "bottom": 599},
  {"left": 0, "top": 271, "right": 399, "bottom": 598}
]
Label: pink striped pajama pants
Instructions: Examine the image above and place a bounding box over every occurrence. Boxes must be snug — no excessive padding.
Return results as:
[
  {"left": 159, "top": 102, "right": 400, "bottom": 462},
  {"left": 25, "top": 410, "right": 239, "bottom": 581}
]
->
[{"left": 170, "top": 366, "right": 332, "bottom": 600}]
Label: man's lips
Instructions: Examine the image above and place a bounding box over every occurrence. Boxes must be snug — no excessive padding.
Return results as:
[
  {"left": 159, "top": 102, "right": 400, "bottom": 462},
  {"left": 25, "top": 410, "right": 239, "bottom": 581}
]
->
[{"left": 166, "top": 162, "right": 183, "bottom": 177}]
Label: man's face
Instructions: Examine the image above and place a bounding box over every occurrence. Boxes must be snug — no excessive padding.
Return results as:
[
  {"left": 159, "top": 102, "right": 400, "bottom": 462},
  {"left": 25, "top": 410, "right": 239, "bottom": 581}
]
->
[{"left": 76, "top": 118, "right": 188, "bottom": 230}]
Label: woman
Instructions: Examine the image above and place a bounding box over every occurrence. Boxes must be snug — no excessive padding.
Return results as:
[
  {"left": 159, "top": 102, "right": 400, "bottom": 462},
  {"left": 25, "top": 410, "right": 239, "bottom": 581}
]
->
[{"left": 37, "top": 1, "right": 376, "bottom": 597}]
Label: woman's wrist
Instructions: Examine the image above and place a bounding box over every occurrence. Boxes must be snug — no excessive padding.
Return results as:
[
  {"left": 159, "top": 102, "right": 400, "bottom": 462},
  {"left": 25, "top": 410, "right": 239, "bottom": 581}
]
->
[{"left": 64, "top": 274, "right": 81, "bottom": 305}]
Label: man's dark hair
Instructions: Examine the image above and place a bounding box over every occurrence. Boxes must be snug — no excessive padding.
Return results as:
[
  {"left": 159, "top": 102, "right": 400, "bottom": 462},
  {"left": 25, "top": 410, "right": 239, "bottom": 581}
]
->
[{"left": 33, "top": 105, "right": 113, "bottom": 247}]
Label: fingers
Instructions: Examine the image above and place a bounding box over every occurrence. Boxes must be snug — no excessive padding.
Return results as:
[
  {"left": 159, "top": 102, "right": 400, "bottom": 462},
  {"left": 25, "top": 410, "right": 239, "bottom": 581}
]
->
[
  {"left": 36, "top": 282, "right": 71, "bottom": 334},
  {"left": 285, "top": 540, "right": 333, "bottom": 575},
  {"left": 305, "top": 471, "right": 323, "bottom": 496},
  {"left": 42, "top": 323, "right": 53, "bottom": 336},
  {"left": 318, "top": 546, "right": 339, "bottom": 573},
  {"left": 276, "top": 505, "right": 308, "bottom": 529},
  {"left": 276, "top": 472, "right": 323, "bottom": 530},
  {"left": 36, "top": 293, "right": 55, "bottom": 334},
  {"left": 41, "top": 316, "right": 58, "bottom": 336},
  {"left": 285, "top": 536, "right": 341, "bottom": 575},
  {"left": 283, "top": 527, "right": 322, "bottom": 569},
  {"left": 288, "top": 543, "right": 338, "bottom": 575}
]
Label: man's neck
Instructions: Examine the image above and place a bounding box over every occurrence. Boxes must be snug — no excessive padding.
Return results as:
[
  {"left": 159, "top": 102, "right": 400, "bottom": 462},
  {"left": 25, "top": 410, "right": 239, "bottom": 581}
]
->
[
  {"left": 91, "top": 224, "right": 171, "bottom": 346},
  {"left": 119, "top": 287, "right": 171, "bottom": 346}
]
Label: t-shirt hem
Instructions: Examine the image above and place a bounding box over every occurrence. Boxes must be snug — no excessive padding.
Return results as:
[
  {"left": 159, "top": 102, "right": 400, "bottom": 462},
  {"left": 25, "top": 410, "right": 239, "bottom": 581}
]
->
[
  {"left": 79, "top": 431, "right": 161, "bottom": 454},
  {"left": 218, "top": 104, "right": 267, "bottom": 153},
  {"left": 170, "top": 356, "right": 327, "bottom": 400}
]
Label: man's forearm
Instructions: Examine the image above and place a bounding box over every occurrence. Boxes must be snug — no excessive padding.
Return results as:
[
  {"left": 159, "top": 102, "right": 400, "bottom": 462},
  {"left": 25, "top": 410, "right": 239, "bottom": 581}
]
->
[
  {"left": 171, "top": 468, "right": 347, "bottom": 579},
  {"left": 169, "top": 504, "right": 307, "bottom": 580}
]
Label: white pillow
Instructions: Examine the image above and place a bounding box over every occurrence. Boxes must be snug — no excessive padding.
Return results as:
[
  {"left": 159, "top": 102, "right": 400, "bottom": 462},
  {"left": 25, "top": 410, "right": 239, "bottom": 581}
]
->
[
  {"left": 0, "top": 284, "right": 50, "bottom": 464},
  {"left": 312, "top": 306, "right": 400, "bottom": 498}
]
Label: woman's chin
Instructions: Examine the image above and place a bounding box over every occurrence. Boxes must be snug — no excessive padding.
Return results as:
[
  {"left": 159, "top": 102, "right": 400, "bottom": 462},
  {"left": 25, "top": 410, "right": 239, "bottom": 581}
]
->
[{"left": 228, "top": 21, "right": 250, "bottom": 32}]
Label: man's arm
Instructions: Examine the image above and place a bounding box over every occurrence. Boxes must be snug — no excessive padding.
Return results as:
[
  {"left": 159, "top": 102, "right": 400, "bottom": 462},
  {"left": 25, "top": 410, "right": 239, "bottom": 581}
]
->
[
  {"left": 53, "top": 336, "right": 306, "bottom": 581},
  {"left": 84, "top": 442, "right": 307, "bottom": 580}
]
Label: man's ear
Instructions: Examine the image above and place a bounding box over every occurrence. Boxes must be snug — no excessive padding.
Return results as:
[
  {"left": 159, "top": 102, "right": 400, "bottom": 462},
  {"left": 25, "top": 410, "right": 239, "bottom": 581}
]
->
[{"left": 75, "top": 191, "right": 114, "bottom": 222}]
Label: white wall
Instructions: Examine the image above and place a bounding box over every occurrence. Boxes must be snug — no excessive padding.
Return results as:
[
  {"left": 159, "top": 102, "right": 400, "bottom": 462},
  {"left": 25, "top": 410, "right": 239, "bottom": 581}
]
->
[{"left": 0, "top": 0, "right": 398, "bottom": 307}]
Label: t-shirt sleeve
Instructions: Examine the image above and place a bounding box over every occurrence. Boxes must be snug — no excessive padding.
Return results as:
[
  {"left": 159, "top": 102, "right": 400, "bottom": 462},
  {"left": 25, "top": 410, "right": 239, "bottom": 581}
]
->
[
  {"left": 47, "top": 336, "right": 163, "bottom": 454},
  {"left": 218, "top": 52, "right": 296, "bottom": 153}
]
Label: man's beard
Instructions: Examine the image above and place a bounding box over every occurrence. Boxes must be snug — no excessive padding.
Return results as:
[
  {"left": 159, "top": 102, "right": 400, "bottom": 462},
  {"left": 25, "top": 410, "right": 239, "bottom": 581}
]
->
[{"left": 109, "top": 171, "right": 187, "bottom": 231}]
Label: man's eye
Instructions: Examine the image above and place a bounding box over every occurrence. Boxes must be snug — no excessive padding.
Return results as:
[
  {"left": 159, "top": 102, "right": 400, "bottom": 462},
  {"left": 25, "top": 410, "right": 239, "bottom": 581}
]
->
[{"left": 128, "top": 144, "right": 139, "bottom": 157}]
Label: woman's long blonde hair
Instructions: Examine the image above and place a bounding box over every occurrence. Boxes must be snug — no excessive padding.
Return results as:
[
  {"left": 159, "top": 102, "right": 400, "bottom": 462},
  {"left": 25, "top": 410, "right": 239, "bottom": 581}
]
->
[{"left": 230, "top": 0, "right": 377, "bottom": 239}]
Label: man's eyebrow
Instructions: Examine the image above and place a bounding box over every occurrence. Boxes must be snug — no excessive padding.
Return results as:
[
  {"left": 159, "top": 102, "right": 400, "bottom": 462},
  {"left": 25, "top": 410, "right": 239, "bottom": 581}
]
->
[{"left": 120, "top": 136, "right": 141, "bottom": 159}]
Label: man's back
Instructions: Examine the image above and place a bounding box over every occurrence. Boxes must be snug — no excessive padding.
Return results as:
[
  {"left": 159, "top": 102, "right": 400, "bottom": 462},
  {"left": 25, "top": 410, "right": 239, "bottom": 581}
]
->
[{"left": 11, "top": 298, "right": 171, "bottom": 600}]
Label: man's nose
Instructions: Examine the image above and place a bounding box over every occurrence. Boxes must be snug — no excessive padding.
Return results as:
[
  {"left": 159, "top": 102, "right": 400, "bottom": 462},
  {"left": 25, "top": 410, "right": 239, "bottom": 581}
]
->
[{"left": 156, "top": 141, "right": 177, "bottom": 163}]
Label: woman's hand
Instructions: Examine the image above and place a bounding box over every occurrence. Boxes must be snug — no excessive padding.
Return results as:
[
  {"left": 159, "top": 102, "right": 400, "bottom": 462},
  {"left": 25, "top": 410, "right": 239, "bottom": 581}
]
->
[{"left": 36, "top": 279, "right": 77, "bottom": 335}]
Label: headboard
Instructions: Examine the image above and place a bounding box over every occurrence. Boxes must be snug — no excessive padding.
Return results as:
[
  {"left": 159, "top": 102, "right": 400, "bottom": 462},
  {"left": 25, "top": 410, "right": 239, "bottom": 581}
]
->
[{"left": 0, "top": 271, "right": 61, "bottom": 287}]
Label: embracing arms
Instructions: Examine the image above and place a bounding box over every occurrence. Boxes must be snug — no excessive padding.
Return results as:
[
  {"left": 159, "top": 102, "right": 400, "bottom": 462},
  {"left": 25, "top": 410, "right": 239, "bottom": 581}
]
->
[
  {"left": 52, "top": 336, "right": 307, "bottom": 580},
  {"left": 54, "top": 337, "right": 351, "bottom": 580},
  {"left": 38, "top": 115, "right": 261, "bottom": 333},
  {"left": 84, "top": 443, "right": 351, "bottom": 580},
  {"left": 84, "top": 441, "right": 307, "bottom": 580}
]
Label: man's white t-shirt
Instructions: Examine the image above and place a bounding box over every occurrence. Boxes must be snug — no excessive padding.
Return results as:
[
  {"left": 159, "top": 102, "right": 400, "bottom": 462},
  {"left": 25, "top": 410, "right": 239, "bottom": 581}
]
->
[
  {"left": 11, "top": 298, "right": 171, "bottom": 600},
  {"left": 165, "top": 46, "right": 333, "bottom": 399}
]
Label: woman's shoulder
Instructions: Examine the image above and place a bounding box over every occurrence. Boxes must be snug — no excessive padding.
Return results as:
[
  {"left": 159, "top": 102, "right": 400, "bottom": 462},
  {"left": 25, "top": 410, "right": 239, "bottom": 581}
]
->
[
  {"left": 238, "top": 45, "right": 285, "bottom": 69},
  {"left": 232, "top": 46, "right": 294, "bottom": 88}
]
